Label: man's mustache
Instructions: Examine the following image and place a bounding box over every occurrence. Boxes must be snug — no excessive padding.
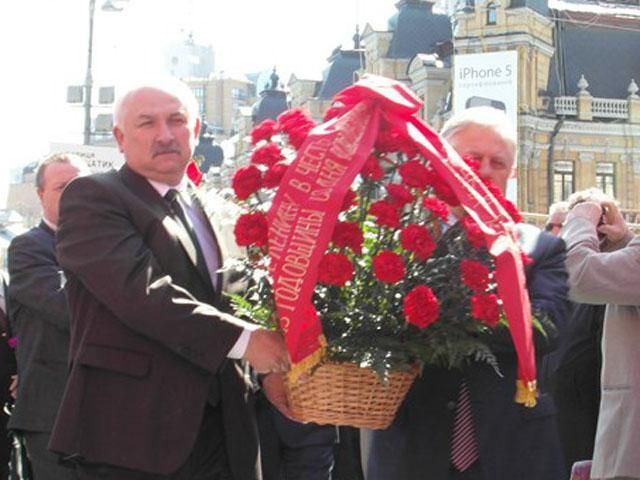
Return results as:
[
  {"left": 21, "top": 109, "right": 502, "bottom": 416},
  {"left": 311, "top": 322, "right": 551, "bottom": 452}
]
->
[{"left": 152, "top": 145, "right": 181, "bottom": 157}]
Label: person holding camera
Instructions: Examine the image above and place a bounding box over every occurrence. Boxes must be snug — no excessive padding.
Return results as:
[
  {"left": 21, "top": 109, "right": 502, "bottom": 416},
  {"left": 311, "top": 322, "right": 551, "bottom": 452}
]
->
[{"left": 561, "top": 194, "right": 639, "bottom": 480}]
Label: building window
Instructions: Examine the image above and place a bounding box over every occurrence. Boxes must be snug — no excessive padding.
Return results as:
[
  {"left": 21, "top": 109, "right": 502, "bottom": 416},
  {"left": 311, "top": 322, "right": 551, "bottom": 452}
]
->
[
  {"left": 553, "top": 161, "right": 574, "bottom": 201},
  {"left": 486, "top": 2, "right": 497, "bottom": 25},
  {"left": 232, "top": 88, "right": 248, "bottom": 101},
  {"left": 192, "top": 86, "right": 207, "bottom": 116},
  {"left": 596, "top": 162, "right": 616, "bottom": 197}
]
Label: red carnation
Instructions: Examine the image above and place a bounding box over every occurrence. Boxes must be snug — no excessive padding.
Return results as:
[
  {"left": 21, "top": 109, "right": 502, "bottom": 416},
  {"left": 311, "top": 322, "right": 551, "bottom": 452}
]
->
[
  {"left": 404, "top": 285, "right": 440, "bottom": 328},
  {"left": 471, "top": 293, "right": 501, "bottom": 327},
  {"left": 521, "top": 253, "right": 534, "bottom": 267},
  {"left": 399, "top": 140, "right": 419, "bottom": 160},
  {"left": 398, "top": 160, "right": 430, "bottom": 189},
  {"left": 250, "top": 119, "right": 277, "bottom": 145},
  {"left": 501, "top": 198, "right": 522, "bottom": 223},
  {"left": 461, "top": 216, "right": 485, "bottom": 250},
  {"left": 317, "top": 253, "right": 354, "bottom": 286},
  {"left": 428, "top": 169, "right": 460, "bottom": 206},
  {"left": 479, "top": 178, "right": 522, "bottom": 223},
  {"left": 461, "top": 154, "right": 481, "bottom": 175},
  {"left": 277, "top": 109, "right": 315, "bottom": 148},
  {"left": 361, "top": 155, "right": 385, "bottom": 181},
  {"left": 234, "top": 212, "right": 269, "bottom": 247},
  {"left": 369, "top": 200, "right": 401, "bottom": 229},
  {"left": 186, "top": 160, "right": 203, "bottom": 186},
  {"left": 460, "top": 259, "right": 491, "bottom": 292},
  {"left": 400, "top": 224, "right": 436, "bottom": 261},
  {"left": 341, "top": 189, "right": 357, "bottom": 211},
  {"left": 385, "top": 183, "right": 414, "bottom": 207},
  {"left": 422, "top": 196, "right": 449, "bottom": 221},
  {"left": 232, "top": 165, "right": 262, "bottom": 200},
  {"left": 262, "top": 162, "right": 288, "bottom": 189},
  {"left": 332, "top": 221, "right": 364, "bottom": 254},
  {"left": 375, "top": 128, "right": 403, "bottom": 153},
  {"left": 251, "top": 142, "right": 283, "bottom": 167},
  {"left": 481, "top": 178, "right": 503, "bottom": 199},
  {"left": 287, "top": 124, "right": 314, "bottom": 149},
  {"left": 277, "top": 108, "right": 314, "bottom": 133},
  {"left": 372, "top": 251, "right": 405, "bottom": 283}
]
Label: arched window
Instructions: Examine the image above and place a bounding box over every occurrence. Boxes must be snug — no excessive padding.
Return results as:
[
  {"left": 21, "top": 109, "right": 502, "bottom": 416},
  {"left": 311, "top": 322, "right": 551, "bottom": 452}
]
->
[{"left": 486, "top": 2, "right": 497, "bottom": 24}]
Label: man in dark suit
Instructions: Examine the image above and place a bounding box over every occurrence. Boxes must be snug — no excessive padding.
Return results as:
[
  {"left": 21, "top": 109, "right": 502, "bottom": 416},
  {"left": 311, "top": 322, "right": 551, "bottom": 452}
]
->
[
  {"left": 364, "top": 107, "right": 570, "bottom": 480},
  {"left": 7, "top": 153, "right": 89, "bottom": 480},
  {"left": 49, "top": 78, "right": 290, "bottom": 479},
  {"left": 0, "top": 273, "right": 17, "bottom": 480}
]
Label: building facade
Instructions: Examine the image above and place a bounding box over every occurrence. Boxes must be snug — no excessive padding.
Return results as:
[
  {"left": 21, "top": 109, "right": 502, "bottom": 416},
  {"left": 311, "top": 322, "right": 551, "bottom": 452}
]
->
[{"left": 285, "top": 0, "right": 640, "bottom": 222}]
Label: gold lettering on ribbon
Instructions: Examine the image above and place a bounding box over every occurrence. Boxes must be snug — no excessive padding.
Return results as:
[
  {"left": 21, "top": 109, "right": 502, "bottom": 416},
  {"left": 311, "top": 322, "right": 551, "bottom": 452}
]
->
[
  {"left": 269, "top": 193, "right": 299, "bottom": 263},
  {"left": 273, "top": 208, "right": 325, "bottom": 313}
]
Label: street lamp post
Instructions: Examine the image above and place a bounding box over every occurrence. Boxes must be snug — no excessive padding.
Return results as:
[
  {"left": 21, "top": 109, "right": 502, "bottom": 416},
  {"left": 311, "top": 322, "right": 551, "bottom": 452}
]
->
[
  {"left": 84, "top": 0, "right": 96, "bottom": 145},
  {"left": 82, "top": 0, "right": 126, "bottom": 145}
]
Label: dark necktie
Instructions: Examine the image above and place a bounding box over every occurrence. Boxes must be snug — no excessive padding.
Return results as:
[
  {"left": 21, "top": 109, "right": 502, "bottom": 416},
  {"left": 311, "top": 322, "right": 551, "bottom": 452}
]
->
[
  {"left": 164, "top": 188, "right": 212, "bottom": 288},
  {"left": 450, "top": 380, "right": 480, "bottom": 471}
]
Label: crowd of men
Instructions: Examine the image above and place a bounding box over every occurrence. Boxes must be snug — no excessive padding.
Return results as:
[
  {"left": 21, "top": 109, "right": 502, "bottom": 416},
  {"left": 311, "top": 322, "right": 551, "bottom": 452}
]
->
[{"left": 0, "top": 77, "right": 637, "bottom": 480}]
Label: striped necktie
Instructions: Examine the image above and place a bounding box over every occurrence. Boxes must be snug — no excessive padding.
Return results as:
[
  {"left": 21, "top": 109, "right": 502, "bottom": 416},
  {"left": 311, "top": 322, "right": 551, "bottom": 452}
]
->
[{"left": 450, "top": 380, "right": 479, "bottom": 471}]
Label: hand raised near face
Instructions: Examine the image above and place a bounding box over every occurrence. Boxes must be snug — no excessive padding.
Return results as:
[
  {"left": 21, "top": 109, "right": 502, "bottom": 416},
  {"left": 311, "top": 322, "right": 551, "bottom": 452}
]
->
[
  {"left": 597, "top": 200, "right": 630, "bottom": 246},
  {"left": 243, "top": 328, "right": 290, "bottom": 374},
  {"left": 566, "top": 201, "right": 602, "bottom": 226}
]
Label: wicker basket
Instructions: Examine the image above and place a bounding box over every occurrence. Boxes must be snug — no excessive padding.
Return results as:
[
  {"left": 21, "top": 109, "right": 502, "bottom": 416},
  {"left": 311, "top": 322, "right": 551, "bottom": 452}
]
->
[{"left": 285, "top": 362, "right": 418, "bottom": 429}]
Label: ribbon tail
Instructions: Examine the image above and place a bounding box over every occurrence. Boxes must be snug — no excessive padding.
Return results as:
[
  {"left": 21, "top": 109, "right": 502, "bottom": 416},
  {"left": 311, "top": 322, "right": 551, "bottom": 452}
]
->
[{"left": 493, "top": 244, "right": 538, "bottom": 407}]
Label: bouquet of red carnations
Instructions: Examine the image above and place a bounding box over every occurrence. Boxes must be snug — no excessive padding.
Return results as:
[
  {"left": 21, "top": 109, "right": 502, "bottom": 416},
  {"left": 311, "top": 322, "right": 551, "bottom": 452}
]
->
[{"left": 228, "top": 75, "right": 538, "bottom": 428}]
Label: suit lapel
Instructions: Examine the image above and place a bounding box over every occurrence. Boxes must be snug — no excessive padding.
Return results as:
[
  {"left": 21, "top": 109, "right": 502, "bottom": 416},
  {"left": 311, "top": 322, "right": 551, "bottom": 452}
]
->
[{"left": 118, "top": 166, "right": 213, "bottom": 291}]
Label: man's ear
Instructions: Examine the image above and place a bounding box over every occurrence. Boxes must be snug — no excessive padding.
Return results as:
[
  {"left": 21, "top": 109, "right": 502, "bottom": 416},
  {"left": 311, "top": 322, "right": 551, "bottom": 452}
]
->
[{"left": 113, "top": 126, "right": 125, "bottom": 153}]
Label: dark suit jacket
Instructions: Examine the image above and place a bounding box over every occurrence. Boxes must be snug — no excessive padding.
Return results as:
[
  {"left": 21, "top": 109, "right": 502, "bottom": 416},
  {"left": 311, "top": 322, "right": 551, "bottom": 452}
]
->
[
  {"left": 7, "top": 222, "right": 70, "bottom": 433},
  {"left": 367, "top": 227, "right": 570, "bottom": 480},
  {"left": 49, "top": 166, "right": 260, "bottom": 479}
]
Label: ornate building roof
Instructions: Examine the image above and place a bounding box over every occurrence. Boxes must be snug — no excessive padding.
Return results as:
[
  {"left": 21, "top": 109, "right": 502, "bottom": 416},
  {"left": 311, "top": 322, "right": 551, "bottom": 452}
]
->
[
  {"left": 508, "top": 0, "right": 549, "bottom": 16},
  {"left": 547, "top": 2, "right": 640, "bottom": 99},
  {"left": 251, "top": 68, "right": 289, "bottom": 124},
  {"left": 387, "top": 0, "right": 452, "bottom": 58},
  {"left": 316, "top": 28, "right": 365, "bottom": 100}
]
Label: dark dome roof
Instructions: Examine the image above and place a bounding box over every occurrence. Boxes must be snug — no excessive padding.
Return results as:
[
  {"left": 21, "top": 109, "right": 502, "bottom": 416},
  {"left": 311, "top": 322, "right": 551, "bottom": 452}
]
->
[
  {"left": 251, "top": 89, "right": 288, "bottom": 124},
  {"left": 316, "top": 48, "right": 365, "bottom": 100},
  {"left": 387, "top": 0, "right": 452, "bottom": 58}
]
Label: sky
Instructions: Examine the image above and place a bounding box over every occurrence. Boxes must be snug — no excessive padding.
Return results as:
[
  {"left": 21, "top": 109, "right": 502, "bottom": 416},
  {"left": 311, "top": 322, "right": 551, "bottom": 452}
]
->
[{"left": 0, "top": 0, "right": 397, "bottom": 203}]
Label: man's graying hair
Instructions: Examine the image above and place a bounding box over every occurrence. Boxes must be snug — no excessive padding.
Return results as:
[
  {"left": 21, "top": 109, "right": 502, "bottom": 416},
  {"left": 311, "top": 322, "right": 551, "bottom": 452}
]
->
[
  {"left": 567, "top": 187, "right": 617, "bottom": 210},
  {"left": 35, "top": 153, "right": 88, "bottom": 191},
  {"left": 440, "top": 106, "right": 517, "bottom": 150},
  {"left": 113, "top": 77, "right": 200, "bottom": 128}
]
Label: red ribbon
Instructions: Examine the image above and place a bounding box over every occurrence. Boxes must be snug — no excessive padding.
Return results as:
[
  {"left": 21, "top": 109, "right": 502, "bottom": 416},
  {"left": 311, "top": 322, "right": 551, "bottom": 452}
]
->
[
  {"left": 268, "top": 75, "right": 536, "bottom": 397},
  {"left": 267, "top": 103, "right": 380, "bottom": 364}
]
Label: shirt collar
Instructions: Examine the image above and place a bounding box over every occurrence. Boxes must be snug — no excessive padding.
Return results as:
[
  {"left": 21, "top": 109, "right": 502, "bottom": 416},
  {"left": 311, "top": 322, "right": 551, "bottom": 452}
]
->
[
  {"left": 42, "top": 217, "right": 57, "bottom": 232},
  {"left": 147, "top": 176, "right": 190, "bottom": 198}
]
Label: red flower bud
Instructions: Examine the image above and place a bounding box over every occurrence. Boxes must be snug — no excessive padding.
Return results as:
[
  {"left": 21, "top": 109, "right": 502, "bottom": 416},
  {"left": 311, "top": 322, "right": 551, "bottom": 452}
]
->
[
  {"left": 400, "top": 224, "right": 436, "bottom": 261},
  {"left": 372, "top": 251, "right": 405, "bottom": 284},
  {"left": 234, "top": 212, "right": 269, "bottom": 247},
  {"left": 404, "top": 285, "right": 439, "bottom": 328},
  {"left": 250, "top": 119, "right": 277, "bottom": 145},
  {"left": 232, "top": 165, "right": 262, "bottom": 200},
  {"left": 471, "top": 293, "right": 501, "bottom": 327},
  {"left": 317, "top": 253, "right": 354, "bottom": 286}
]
